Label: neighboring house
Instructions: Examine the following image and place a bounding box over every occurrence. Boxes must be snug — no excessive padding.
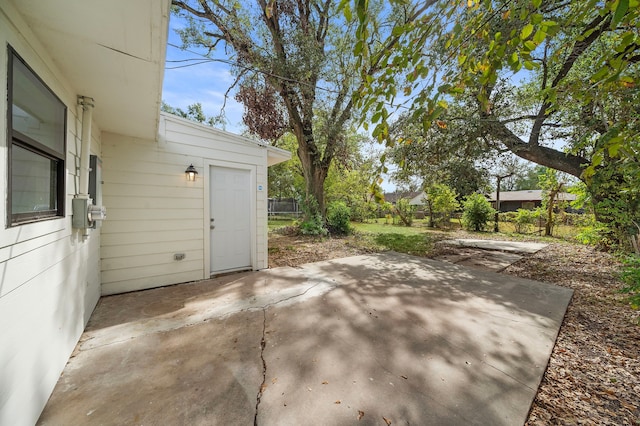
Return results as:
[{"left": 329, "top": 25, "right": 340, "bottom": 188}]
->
[
  {"left": 408, "top": 191, "right": 428, "bottom": 206},
  {"left": 0, "top": 1, "right": 290, "bottom": 424},
  {"left": 384, "top": 191, "right": 424, "bottom": 205},
  {"left": 488, "top": 190, "right": 577, "bottom": 212}
]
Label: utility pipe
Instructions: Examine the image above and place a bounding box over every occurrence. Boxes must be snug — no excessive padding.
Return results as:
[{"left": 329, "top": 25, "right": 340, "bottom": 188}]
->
[{"left": 77, "top": 96, "right": 94, "bottom": 199}]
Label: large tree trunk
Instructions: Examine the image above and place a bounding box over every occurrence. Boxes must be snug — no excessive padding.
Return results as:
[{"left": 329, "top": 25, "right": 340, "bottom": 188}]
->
[
  {"left": 298, "top": 149, "right": 328, "bottom": 217},
  {"left": 294, "top": 122, "right": 329, "bottom": 218}
]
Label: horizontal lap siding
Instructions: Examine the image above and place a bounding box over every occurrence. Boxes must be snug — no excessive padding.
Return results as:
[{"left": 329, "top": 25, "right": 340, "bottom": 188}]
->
[
  {"left": 101, "top": 133, "right": 205, "bottom": 294},
  {"left": 0, "top": 3, "right": 102, "bottom": 424},
  {"left": 101, "top": 115, "right": 273, "bottom": 294}
]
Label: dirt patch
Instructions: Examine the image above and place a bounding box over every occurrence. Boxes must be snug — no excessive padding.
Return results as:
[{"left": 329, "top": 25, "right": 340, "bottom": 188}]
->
[
  {"left": 268, "top": 231, "right": 640, "bottom": 425},
  {"left": 268, "top": 234, "right": 367, "bottom": 268}
]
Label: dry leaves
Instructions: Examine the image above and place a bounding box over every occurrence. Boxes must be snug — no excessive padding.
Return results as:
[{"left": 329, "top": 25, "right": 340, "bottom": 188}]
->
[
  {"left": 504, "top": 243, "right": 640, "bottom": 425},
  {"left": 268, "top": 234, "right": 364, "bottom": 267}
]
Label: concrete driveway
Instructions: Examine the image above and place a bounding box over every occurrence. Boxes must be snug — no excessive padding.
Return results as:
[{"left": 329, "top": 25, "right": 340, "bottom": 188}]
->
[{"left": 38, "top": 253, "right": 572, "bottom": 425}]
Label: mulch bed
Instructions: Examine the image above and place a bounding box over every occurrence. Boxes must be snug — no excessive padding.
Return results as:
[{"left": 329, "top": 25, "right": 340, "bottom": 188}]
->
[
  {"left": 268, "top": 233, "right": 640, "bottom": 425},
  {"left": 505, "top": 243, "right": 640, "bottom": 425}
]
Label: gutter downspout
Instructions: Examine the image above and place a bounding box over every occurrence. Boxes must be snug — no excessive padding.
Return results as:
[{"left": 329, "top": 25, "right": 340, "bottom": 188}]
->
[
  {"left": 77, "top": 96, "right": 94, "bottom": 199},
  {"left": 74, "top": 96, "right": 95, "bottom": 236}
]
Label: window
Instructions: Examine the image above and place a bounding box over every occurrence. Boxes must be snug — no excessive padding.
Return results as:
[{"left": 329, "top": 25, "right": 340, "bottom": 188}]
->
[{"left": 7, "top": 47, "right": 66, "bottom": 226}]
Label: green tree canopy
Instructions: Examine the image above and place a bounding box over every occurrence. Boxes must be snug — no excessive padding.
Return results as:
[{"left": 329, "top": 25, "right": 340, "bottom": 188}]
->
[
  {"left": 350, "top": 0, "right": 640, "bottom": 248},
  {"left": 172, "top": 0, "right": 411, "bottom": 218}
]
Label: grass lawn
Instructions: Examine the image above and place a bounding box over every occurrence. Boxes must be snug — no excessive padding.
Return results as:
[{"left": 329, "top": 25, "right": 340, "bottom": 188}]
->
[
  {"left": 269, "top": 217, "right": 587, "bottom": 256},
  {"left": 350, "top": 221, "right": 443, "bottom": 256},
  {"left": 268, "top": 217, "right": 295, "bottom": 231}
]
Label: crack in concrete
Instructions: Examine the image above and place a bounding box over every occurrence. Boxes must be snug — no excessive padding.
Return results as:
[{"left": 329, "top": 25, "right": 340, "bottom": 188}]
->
[
  {"left": 262, "top": 279, "right": 335, "bottom": 309},
  {"left": 254, "top": 308, "right": 267, "bottom": 426},
  {"left": 79, "top": 278, "right": 338, "bottom": 352}
]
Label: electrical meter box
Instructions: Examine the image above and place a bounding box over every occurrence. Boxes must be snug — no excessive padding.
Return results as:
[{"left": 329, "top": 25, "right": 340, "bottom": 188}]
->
[{"left": 72, "top": 155, "right": 106, "bottom": 229}]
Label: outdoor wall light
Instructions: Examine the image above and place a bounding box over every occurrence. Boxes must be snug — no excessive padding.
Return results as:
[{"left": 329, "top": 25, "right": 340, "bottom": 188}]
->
[{"left": 185, "top": 164, "right": 198, "bottom": 181}]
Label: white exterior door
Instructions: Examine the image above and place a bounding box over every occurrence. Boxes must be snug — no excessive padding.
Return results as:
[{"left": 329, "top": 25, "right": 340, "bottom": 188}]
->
[{"left": 210, "top": 166, "right": 252, "bottom": 274}]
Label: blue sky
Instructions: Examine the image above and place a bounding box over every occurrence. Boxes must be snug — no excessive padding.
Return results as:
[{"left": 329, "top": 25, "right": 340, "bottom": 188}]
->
[{"left": 162, "top": 17, "right": 246, "bottom": 133}]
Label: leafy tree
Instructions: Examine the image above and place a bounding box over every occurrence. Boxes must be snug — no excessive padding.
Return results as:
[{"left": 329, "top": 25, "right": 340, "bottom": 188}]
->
[
  {"left": 513, "top": 164, "right": 545, "bottom": 191},
  {"left": 538, "top": 168, "right": 565, "bottom": 236},
  {"left": 267, "top": 134, "right": 305, "bottom": 199},
  {"left": 161, "top": 101, "right": 225, "bottom": 127},
  {"left": 425, "top": 183, "right": 459, "bottom": 228},
  {"left": 350, "top": 0, "right": 640, "bottom": 249},
  {"left": 172, "top": 0, "right": 410, "bottom": 219},
  {"left": 393, "top": 198, "right": 415, "bottom": 227},
  {"left": 325, "top": 139, "right": 383, "bottom": 222},
  {"left": 462, "top": 193, "right": 495, "bottom": 232},
  {"left": 387, "top": 109, "right": 492, "bottom": 199}
]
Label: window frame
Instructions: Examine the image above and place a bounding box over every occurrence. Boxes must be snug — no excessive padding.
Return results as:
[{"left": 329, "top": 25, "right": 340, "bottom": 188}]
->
[{"left": 7, "top": 46, "right": 67, "bottom": 227}]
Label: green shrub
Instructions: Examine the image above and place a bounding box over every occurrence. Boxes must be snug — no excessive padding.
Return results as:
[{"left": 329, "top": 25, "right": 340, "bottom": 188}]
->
[
  {"left": 499, "top": 211, "right": 517, "bottom": 223},
  {"left": 514, "top": 208, "right": 537, "bottom": 234},
  {"left": 620, "top": 254, "right": 640, "bottom": 309},
  {"left": 298, "top": 214, "right": 327, "bottom": 236},
  {"left": 298, "top": 196, "right": 328, "bottom": 236},
  {"left": 350, "top": 200, "right": 378, "bottom": 223},
  {"left": 575, "top": 222, "right": 611, "bottom": 246},
  {"left": 326, "top": 201, "right": 352, "bottom": 235},
  {"left": 462, "top": 193, "right": 495, "bottom": 232},
  {"left": 425, "top": 183, "right": 459, "bottom": 228},
  {"left": 563, "top": 213, "right": 595, "bottom": 227}
]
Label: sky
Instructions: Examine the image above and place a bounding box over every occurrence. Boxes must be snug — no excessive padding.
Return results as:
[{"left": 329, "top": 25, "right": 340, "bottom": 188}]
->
[{"left": 162, "top": 17, "right": 246, "bottom": 134}]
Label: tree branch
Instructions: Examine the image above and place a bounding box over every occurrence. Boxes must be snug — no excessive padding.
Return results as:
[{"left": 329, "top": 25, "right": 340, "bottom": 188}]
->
[{"left": 528, "top": 12, "right": 611, "bottom": 147}]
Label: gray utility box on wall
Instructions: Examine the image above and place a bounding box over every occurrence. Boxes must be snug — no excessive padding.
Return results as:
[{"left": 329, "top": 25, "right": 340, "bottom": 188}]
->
[{"left": 72, "top": 155, "right": 106, "bottom": 229}]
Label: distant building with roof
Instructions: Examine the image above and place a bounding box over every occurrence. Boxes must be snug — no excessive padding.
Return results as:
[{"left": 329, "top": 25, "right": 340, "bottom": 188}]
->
[{"left": 488, "top": 190, "right": 577, "bottom": 212}]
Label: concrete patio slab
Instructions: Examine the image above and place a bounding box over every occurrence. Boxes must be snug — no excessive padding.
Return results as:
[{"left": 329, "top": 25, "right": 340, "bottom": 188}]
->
[
  {"left": 434, "top": 247, "right": 524, "bottom": 272},
  {"left": 441, "top": 239, "right": 549, "bottom": 254},
  {"left": 37, "top": 253, "right": 572, "bottom": 426}
]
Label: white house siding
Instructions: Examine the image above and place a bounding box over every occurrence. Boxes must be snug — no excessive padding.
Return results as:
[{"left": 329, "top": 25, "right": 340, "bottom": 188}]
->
[
  {"left": 0, "top": 3, "right": 102, "bottom": 425},
  {"left": 100, "top": 113, "right": 271, "bottom": 295}
]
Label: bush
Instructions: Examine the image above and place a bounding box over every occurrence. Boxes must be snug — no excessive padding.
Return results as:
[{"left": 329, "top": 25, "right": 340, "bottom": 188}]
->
[
  {"left": 514, "top": 208, "right": 537, "bottom": 234},
  {"left": 297, "top": 196, "right": 328, "bottom": 236},
  {"left": 575, "top": 222, "right": 609, "bottom": 246},
  {"left": 499, "top": 211, "right": 518, "bottom": 223},
  {"left": 326, "top": 201, "right": 352, "bottom": 235},
  {"left": 298, "top": 214, "right": 328, "bottom": 236},
  {"left": 425, "top": 183, "right": 459, "bottom": 228},
  {"left": 620, "top": 254, "right": 640, "bottom": 309},
  {"left": 462, "top": 193, "right": 495, "bottom": 232},
  {"left": 350, "top": 200, "right": 378, "bottom": 223}
]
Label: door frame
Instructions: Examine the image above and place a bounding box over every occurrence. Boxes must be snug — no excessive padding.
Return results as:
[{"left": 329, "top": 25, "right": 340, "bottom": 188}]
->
[{"left": 203, "top": 159, "right": 257, "bottom": 277}]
